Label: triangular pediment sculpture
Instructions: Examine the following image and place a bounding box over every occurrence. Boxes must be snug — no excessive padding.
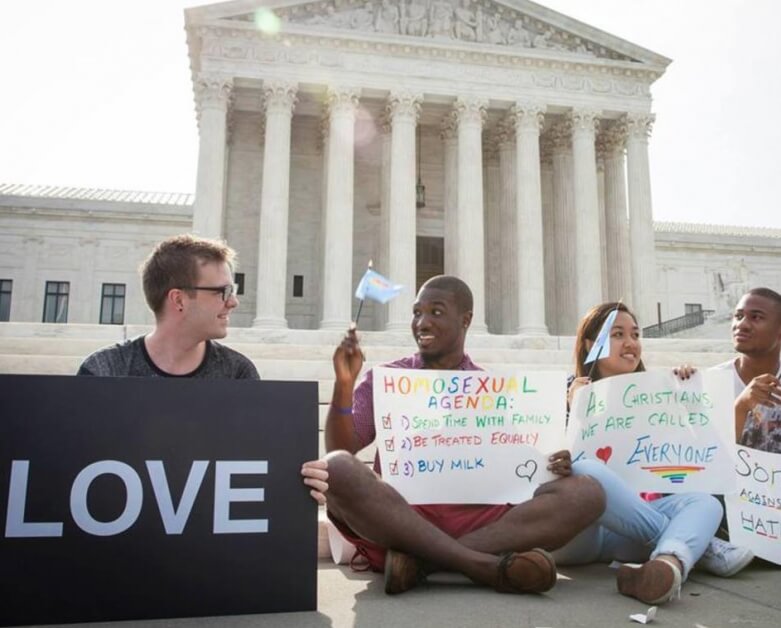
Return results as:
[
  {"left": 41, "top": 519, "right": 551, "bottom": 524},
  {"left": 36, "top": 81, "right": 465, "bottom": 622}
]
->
[{"left": 191, "top": 0, "right": 669, "bottom": 66}]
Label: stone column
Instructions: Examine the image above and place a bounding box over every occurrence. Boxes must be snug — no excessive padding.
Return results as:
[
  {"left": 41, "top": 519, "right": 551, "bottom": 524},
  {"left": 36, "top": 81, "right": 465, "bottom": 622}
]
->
[
  {"left": 317, "top": 113, "right": 329, "bottom": 324},
  {"left": 483, "top": 138, "right": 501, "bottom": 334},
  {"left": 376, "top": 114, "right": 392, "bottom": 330},
  {"left": 540, "top": 137, "right": 557, "bottom": 334},
  {"left": 596, "top": 145, "right": 609, "bottom": 299},
  {"left": 454, "top": 96, "right": 488, "bottom": 332},
  {"left": 549, "top": 120, "right": 577, "bottom": 335},
  {"left": 253, "top": 81, "right": 297, "bottom": 328},
  {"left": 441, "top": 113, "right": 458, "bottom": 276},
  {"left": 192, "top": 74, "right": 233, "bottom": 238},
  {"left": 602, "top": 122, "right": 632, "bottom": 303},
  {"left": 320, "top": 87, "right": 360, "bottom": 329},
  {"left": 624, "top": 113, "right": 658, "bottom": 325},
  {"left": 497, "top": 120, "right": 517, "bottom": 334},
  {"left": 569, "top": 108, "right": 603, "bottom": 319},
  {"left": 512, "top": 103, "right": 548, "bottom": 335},
  {"left": 385, "top": 91, "right": 422, "bottom": 330}
]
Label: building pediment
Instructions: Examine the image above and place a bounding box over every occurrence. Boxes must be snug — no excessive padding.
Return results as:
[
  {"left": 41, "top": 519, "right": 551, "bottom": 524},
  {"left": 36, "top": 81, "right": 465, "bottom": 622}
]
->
[{"left": 186, "top": 0, "right": 670, "bottom": 67}]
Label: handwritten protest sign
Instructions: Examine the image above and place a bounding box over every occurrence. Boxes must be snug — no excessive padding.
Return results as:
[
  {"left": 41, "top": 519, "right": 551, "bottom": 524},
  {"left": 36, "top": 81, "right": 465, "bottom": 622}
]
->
[
  {"left": 725, "top": 446, "right": 781, "bottom": 565},
  {"left": 568, "top": 370, "right": 735, "bottom": 493},
  {"left": 373, "top": 367, "right": 567, "bottom": 504}
]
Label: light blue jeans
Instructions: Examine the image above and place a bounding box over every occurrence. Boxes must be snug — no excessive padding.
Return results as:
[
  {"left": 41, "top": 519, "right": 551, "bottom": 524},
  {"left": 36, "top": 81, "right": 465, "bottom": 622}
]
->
[{"left": 552, "top": 459, "right": 723, "bottom": 580}]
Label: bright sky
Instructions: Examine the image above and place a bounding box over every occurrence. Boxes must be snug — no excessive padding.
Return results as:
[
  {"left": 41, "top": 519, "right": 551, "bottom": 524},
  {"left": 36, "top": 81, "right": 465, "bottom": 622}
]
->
[{"left": 1, "top": 0, "right": 779, "bottom": 228}]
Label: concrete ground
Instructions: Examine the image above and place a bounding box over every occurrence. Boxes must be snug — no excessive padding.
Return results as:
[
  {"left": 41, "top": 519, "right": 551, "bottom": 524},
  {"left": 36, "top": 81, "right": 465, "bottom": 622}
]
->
[{"left": 42, "top": 559, "right": 780, "bottom": 628}]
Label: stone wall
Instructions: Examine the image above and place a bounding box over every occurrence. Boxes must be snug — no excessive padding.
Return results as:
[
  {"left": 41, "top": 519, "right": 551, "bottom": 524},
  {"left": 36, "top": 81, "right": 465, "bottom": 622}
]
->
[
  {"left": 0, "top": 191, "right": 191, "bottom": 326},
  {"left": 654, "top": 223, "right": 781, "bottom": 324},
  {"left": 1, "top": 189, "right": 779, "bottom": 333}
]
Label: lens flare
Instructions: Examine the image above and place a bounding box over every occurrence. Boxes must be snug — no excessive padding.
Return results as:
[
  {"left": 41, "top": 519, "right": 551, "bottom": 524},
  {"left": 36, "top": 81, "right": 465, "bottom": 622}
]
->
[{"left": 254, "top": 9, "right": 281, "bottom": 35}]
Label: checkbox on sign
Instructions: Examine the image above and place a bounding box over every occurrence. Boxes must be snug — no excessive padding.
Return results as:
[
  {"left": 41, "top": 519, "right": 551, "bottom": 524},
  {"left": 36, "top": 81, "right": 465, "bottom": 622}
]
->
[
  {"left": 382, "top": 414, "right": 392, "bottom": 429},
  {"left": 389, "top": 461, "right": 399, "bottom": 475},
  {"left": 384, "top": 437, "right": 395, "bottom": 452}
]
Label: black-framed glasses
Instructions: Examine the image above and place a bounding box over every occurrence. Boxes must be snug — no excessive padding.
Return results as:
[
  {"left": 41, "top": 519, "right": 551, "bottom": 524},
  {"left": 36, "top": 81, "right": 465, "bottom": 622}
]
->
[{"left": 179, "top": 284, "right": 238, "bottom": 302}]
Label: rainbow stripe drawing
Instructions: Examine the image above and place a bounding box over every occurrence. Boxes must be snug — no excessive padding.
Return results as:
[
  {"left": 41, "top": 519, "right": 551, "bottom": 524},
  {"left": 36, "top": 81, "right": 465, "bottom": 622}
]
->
[{"left": 641, "top": 465, "right": 706, "bottom": 484}]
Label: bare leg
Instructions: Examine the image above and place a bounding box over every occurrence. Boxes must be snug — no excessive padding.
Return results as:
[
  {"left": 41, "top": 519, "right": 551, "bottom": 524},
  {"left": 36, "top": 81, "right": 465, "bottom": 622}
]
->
[
  {"left": 325, "top": 451, "right": 605, "bottom": 586},
  {"left": 325, "top": 451, "right": 498, "bottom": 586},
  {"left": 457, "top": 475, "right": 606, "bottom": 553}
]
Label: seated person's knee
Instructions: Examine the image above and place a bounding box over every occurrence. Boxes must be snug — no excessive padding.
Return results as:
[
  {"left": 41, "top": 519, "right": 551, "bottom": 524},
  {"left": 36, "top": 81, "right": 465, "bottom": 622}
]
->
[
  {"left": 323, "top": 450, "right": 360, "bottom": 485},
  {"left": 535, "top": 474, "right": 606, "bottom": 523},
  {"left": 575, "top": 475, "right": 607, "bottom": 520},
  {"left": 322, "top": 450, "right": 377, "bottom": 499}
]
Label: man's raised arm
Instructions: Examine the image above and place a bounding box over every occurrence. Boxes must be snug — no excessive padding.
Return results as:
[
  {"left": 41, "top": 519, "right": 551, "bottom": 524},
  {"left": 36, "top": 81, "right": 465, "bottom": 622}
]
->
[
  {"left": 734, "top": 373, "right": 781, "bottom": 439},
  {"left": 325, "top": 328, "right": 365, "bottom": 454}
]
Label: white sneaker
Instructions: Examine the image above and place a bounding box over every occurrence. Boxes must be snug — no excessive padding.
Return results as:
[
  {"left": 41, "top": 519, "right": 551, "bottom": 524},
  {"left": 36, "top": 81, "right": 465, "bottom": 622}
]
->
[{"left": 696, "top": 538, "right": 754, "bottom": 577}]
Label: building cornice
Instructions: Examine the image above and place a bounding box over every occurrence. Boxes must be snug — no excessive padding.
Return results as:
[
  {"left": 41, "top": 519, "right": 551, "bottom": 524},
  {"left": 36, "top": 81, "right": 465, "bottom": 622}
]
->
[
  {"left": 184, "top": 0, "right": 672, "bottom": 68},
  {"left": 0, "top": 184, "right": 194, "bottom": 207},
  {"left": 654, "top": 221, "right": 781, "bottom": 240},
  {"left": 0, "top": 204, "right": 191, "bottom": 227},
  {"left": 188, "top": 18, "right": 668, "bottom": 82}
]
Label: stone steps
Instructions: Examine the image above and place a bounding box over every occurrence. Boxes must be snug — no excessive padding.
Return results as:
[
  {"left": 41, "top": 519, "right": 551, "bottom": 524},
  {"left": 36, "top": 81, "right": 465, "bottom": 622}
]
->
[
  {"left": 0, "top": 324, "right": 734, "bottom": 359},
  {"left": 0, "top": 322, "right": 736, "bottom": 460},
  {"left": 0, "top": 349, "right": 734, "bottom": 381},
  {"left": 0, "top": 323, "right": 737, "bottom": 386},
  {"left": 0, "top": 354, "right": 84, "bottom": 375}
]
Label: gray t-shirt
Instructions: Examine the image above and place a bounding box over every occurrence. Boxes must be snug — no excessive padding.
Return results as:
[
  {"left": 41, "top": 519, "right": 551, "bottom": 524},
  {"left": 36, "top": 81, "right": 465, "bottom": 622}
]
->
[{"left": 77, "top": 336, "right": 259, "bottom": 380}]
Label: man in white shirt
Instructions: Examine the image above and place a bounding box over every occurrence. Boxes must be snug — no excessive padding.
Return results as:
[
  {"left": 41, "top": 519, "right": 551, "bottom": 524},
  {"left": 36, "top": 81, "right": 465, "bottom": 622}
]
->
[
  {"left": 712, "top": 287, "right": 781, "bottom": 444},
  {"left": 703, "top": 287, "right": 781, "bottom": 575}
]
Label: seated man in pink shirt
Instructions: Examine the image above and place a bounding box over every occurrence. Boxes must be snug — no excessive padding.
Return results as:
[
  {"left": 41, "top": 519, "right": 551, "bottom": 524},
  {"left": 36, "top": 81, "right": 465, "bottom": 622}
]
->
[{"left": 304, "top": 275, "right": 605, "bottom": 596}]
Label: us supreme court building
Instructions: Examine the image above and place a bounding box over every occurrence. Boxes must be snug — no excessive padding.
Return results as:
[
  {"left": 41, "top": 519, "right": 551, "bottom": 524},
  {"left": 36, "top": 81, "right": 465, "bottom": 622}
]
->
[{"left": 1, "top": 0, "right": 779, "bottom": 334}]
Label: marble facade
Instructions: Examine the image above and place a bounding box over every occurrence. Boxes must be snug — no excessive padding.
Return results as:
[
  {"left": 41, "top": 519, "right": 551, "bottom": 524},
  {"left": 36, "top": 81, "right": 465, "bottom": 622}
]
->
[
  {"left": 1, "top": 1, "right": 778, "bottom": 334},
  {"left": 186, "top": 0, "right": 669, "bottom": 333},
  {"left": 1, "top": 190, "right": 779, "bottom": 334}
]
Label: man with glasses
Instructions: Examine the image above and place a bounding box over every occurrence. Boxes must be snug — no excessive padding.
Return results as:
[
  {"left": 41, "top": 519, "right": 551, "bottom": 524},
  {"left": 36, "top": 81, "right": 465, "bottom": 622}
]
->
[
  {"left": 78, "top": 234, "right": 258, "bottom": 379},
  {"left": 79, "top": 234, "right": 330, "bottom": 501}
]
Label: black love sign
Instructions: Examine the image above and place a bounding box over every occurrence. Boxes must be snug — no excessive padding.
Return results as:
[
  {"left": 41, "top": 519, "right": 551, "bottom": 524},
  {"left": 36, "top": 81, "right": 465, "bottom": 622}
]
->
[{"left": 0, "top": 375, "right": 318, "bottom": 625}]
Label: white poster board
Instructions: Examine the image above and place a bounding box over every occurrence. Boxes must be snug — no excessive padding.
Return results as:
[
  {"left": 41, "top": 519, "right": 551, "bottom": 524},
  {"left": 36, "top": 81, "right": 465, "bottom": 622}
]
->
[
  {"left": 725, "top": 446, "right": 781, "bottom": 565},
  {"left": 373, "top": 367, "right": 567, "bottom": 504},
  {"left": 568, "top": 370, "right": 736, "bottom": 493}
]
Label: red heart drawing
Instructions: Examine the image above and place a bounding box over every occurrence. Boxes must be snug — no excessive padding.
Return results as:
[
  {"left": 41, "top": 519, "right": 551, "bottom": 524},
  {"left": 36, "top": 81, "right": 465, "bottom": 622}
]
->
[{"left": 596, "top": 446, "right": 612, "bottom": 464}]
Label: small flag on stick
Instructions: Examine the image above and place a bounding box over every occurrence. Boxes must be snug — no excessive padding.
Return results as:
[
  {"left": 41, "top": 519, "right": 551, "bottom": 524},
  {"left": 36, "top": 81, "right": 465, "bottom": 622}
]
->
[
  {"left": 353, "top": 261, "right": 403, "bottom": 327},
  {"left": 584, "top": 307, "right": 619, "bottom": 368}
]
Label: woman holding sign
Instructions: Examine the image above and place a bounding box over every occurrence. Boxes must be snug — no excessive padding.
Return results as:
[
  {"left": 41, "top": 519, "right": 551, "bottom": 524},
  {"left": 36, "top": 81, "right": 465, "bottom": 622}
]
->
[{"left": 557, "top": 302, "right": 752, "bottom": 605}]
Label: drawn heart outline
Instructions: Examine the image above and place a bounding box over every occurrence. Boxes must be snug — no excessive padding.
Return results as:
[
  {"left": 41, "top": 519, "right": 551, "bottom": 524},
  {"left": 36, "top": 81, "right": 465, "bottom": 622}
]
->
[{"left": 515, "top": 460, "right": 538, "bottom": 481}]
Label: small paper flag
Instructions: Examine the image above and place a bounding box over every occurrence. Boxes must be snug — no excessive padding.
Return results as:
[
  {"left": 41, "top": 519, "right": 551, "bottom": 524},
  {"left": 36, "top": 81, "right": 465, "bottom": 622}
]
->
[
  {"left": 355, "top": 268, "right": 403, "bottom": 304},
  {"left": 584, "top": 308, "right": 619, "bottom": 365}
]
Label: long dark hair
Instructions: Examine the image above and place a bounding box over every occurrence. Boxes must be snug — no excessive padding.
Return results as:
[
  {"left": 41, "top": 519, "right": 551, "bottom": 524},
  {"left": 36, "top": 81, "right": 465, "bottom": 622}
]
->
[{"left": 574, "top": 302, "right": 645, "bottom": 381}]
